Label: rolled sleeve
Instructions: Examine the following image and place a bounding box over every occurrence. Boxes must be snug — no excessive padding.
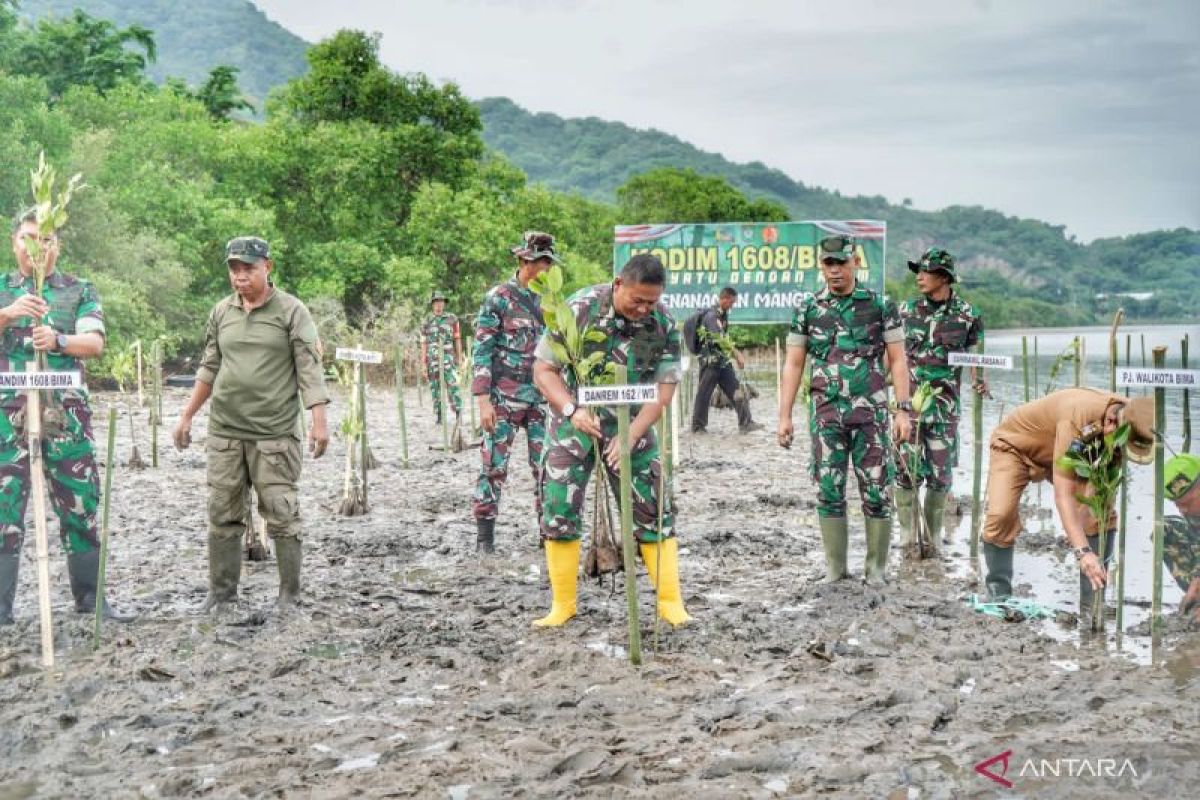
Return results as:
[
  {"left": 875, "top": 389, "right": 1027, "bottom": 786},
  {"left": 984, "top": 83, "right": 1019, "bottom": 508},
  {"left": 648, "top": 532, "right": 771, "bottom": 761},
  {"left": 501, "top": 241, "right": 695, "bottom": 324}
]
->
[
  {"left": 655, "top": 323, "right": 682, "bottom": 384},
  {"left": 881, "top": 296, "right": 904, "bottom": 343},
  {"left": 535, "top": 331, "right": 564, "bottom": 366},
  {"left": 471, "top": 294, "right": 500, "bottom": 396},
  {"left": 786, "top": 304, "right": 808, "bottom": 348}
]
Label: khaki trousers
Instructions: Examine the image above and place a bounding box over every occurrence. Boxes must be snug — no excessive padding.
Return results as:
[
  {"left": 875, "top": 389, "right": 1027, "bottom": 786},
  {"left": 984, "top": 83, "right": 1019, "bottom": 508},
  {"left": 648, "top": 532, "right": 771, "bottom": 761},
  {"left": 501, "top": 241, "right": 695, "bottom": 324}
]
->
[{"left": 207, "top": 434, "right": 303, "bottom": 541}]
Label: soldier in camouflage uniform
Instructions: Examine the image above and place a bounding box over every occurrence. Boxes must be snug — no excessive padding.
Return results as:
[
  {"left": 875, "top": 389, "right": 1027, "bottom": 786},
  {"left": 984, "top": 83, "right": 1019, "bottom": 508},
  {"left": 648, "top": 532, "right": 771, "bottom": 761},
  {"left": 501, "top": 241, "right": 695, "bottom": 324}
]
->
[
  {"left": 0, "top": 208, "right": 131, "bottom": 625},
  {"left": 531, "top": 253, "right": 690, "bottom": 627},
  {"left": 778, "top": 235, "right": 912, "bottom": 586},
  {"left": 1164, "top": 454, "right": 1200, "bottom": 623},
  {"left": 470, "top": 232, "right": 557, "bottom": 553},
  {"left": 894, "top": 248, "right": 986, "bottom": 554},
  {"left": 421, "top": 291, "right": 462, "bottom": 423},
  {"left": 690, "top": 286, "right": 763, "bottom": 434}
]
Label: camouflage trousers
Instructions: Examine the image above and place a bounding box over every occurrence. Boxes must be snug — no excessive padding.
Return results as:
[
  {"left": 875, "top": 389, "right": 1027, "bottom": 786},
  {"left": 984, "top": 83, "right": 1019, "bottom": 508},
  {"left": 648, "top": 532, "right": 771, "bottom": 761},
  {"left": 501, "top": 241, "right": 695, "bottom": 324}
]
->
[
  {"left": 1163, "top": 516, "right": 1199, "bottom": 592},
  {"left": 427, "top": 363, "right": 462, "bottom": 419},
  {"left": 811, "top": 414, "right": 894, "bottom": 519},
  {"left": 207, "top": 434, "right": 303, "bottom": 541},
  {"left": 540, "top": 412, "right": 673, "bottom": 543},
  {"left": 894, "top": 418, "right": 959, "bottom": 492},
  {"left": 471, "top": 398, "right": 547, "bottom": 521},
  {"left": 0, "top": 402, "right": 100, "bottom": 555}
]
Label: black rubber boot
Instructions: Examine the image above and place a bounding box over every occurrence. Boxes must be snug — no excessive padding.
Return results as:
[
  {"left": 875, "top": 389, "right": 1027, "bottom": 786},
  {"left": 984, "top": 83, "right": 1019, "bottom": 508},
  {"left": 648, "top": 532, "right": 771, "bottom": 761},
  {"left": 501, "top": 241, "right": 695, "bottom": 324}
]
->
[
  {"left": 275, "top": 537, "right": 302, "bottom": 608},
  {"left": 68, "top": 550, "right": 134, "bottom": 622},
  {"left": 0, "top": 553, "right": 18, "bottom": 625},
  {"left": 476, "top": 518, "right": 496, "bottom": 553},
  {"left": 204, "top": 534, "right": 243, "bottom": 611},
  {"left": 983, "top": 542, "right": 1014, "bottom": 601}
]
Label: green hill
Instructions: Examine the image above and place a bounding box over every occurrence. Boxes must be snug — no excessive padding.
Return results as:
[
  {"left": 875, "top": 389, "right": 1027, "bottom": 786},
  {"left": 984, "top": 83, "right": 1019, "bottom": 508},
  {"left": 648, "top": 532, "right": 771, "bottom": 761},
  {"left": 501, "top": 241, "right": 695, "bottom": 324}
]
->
[{"left": 18, "top": 0, "right": 308, "bottom": 108}]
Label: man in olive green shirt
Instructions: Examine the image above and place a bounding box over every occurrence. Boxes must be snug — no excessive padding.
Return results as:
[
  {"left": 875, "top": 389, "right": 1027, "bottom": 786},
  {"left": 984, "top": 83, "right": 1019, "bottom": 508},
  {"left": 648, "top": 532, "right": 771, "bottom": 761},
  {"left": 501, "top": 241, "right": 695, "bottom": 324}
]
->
[{"left": 173, "top": 237, "right": 330, "bottom": 611}]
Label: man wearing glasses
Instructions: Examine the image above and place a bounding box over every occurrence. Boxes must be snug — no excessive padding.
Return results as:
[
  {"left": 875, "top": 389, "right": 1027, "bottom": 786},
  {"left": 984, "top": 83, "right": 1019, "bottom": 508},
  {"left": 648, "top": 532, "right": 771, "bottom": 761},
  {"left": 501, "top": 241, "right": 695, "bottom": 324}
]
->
[
  {"left": 778, "top": 235, "right": 912, "bottom": 586},
  {"left": 894, "top": 248, "right": 986, "bottom": 556}
]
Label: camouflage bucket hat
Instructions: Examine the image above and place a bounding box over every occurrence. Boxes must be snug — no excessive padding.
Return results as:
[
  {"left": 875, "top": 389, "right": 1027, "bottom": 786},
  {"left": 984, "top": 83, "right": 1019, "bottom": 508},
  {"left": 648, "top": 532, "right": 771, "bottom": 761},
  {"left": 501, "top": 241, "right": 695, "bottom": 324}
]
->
[
  {"left": 225, "top": 236, "right": 270, "bottom": 264},
  {"left": 1165, "top": 454, "right": 1200, "bottom": 501},
  {"left": 511, "top": 230, "right": 563, "bottom": 264},
  {"left": 818, "top": 235, "right": 857, "bottom": 263},
  {"left": 430, "top": 290, "right": 448, "bottom": 304},
  {"left": 908, "top": 247, "right": 957, "bottom": 282}
]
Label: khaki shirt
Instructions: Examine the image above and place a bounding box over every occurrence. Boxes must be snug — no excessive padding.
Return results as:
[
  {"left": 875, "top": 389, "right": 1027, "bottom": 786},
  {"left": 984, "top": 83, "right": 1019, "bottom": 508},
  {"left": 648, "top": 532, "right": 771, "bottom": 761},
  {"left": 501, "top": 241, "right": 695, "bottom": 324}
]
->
[
  {"left": 992, "top": 388, "right": 1124, "bottom": 479},
  {"left": 196, "top": 287, "right": 329, "bottom": 440}
]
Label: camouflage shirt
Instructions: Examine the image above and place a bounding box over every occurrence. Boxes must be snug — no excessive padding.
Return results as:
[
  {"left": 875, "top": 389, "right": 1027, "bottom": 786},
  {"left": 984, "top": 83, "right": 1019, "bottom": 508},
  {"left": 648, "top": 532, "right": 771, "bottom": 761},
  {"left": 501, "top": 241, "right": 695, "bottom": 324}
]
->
[
  {"left": 535, "top": 282, "right": 681, "bottom": 419},
  {"left": 1163, "top": 513, "right": 1199, "bottom": 591},
  {"left": 421, "top": 312, "right": 460, "bottom": 371},
  {"left": 900, "top": 289, "right": 983, "bottom": 422},
  {"left": 472, "top": 277, "right": 545, "bottom": 404},
  {"left": 697, "top": 305, "right": 733, "bottom": 368},
  {"left": 0, "top": 270, "right": 105, "bottom": 410},
  {"left": 787, "top": 283, "right": 903, "bottom": 426}
]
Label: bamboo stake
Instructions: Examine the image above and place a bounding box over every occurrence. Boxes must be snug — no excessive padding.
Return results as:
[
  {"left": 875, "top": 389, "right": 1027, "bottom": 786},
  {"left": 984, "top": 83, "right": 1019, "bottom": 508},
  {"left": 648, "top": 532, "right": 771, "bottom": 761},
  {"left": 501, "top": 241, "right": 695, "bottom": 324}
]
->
[
  {"left": 969, "top": 367, "right": 985, "bottom": 563},
  {"left": 150, "top": 339, "right": 160, "bottom": 468},
  {"left": 1103, "top": 311, "right": 1123, "bottom": 635},
  {"left": 93, "top": 406, "right": 117, "bottom": 650},
  {"left": 1151, "top": 347, "right": 1167, "bottom": 641},
  {"left": 774, "top": 338, "right": 782, "bottom": 419},
  {"left": 395, "top": 346, "right": 409, "bottom": 468},
  {"left": 1183, "top": 334, "right": 1192, "bottom": 453},
  {"left": 359, "top": 353, "right": 369, "bottom": 508},
  {"left": 654, "top": 413, "right": 667, "bottom": 651},
  {"left": 135, "top": 339, "right": 144, "bottom": 408},
  {"left": 27, "top": 362, "right": 54, "bottom": 668},
  {"left": 438, "top": 332, "right": 450, "bottom": 452},
  {"left": 1073, "top": 336, "right": 1081, "bottom": 387},
  {"left": 615, "top": 364, "right": 642, "bottom": 667},
  {"left": 1032, "top": 336, "right": 1039, "bottom": 399},
  {"left": 416, "top": 338, "right": 425, "bottom": 408},
  {"left": 1116, "top": 334, "right": 1131, "bottom": 639},
  {"left": 1021, "top": 335, "right": 1030, "bottom": 403}
]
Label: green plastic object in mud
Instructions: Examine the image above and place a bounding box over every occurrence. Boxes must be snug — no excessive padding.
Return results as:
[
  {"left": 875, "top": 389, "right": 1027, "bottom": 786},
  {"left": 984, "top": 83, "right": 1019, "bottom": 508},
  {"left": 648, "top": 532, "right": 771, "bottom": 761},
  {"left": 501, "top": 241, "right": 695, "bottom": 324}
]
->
[
  {"left": 818, "top": 516, "right": 849, "bottom": 582},
  {"left": 969, "top": 594, "right": 1054, "bottom": 622},
  {"left": 864, "top": 516, "right": 892, "bottom": 586}
]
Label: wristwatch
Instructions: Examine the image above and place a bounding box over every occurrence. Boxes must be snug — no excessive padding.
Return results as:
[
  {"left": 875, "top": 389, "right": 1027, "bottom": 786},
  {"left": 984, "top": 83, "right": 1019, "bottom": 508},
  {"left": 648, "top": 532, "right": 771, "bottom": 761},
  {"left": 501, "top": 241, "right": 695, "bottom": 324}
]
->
[
  {"left": 561, "top": 401, "right": 577, "bottom": 419},
  {"left": 1073, "top": 545, "right": 1094, "bottom": 560},
  {"left": 54, "top": 333, "right": 68, "bottom": 352},
  {"left": 894, "top": 400, "right": 913, "bottom": 414}
]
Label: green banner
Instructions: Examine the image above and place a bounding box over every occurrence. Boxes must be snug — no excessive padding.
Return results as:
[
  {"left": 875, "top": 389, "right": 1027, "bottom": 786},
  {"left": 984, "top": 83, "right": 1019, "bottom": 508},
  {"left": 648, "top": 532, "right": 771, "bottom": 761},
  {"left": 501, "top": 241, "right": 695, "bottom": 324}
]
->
[{"left": 613, "top": 221, "right": 887, "bottom": 324}]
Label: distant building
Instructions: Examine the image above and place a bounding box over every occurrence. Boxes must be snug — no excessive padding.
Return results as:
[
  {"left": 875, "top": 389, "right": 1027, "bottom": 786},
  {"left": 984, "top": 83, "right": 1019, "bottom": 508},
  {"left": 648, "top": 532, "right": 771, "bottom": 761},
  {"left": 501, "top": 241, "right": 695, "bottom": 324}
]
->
[{"left": 1094, "top": 291, "right": 1155, "bottom": 301}]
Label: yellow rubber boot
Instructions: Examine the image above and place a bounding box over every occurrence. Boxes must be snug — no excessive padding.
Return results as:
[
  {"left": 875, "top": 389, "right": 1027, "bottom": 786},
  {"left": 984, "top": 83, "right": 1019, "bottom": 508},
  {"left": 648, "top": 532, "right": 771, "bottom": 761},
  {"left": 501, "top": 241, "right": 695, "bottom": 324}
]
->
[
  {"left": 533, "top": 539, "right": 580, "bottom": 627},
  {"left": 639, "top": 538, "right": 692, "bottom": 626}
]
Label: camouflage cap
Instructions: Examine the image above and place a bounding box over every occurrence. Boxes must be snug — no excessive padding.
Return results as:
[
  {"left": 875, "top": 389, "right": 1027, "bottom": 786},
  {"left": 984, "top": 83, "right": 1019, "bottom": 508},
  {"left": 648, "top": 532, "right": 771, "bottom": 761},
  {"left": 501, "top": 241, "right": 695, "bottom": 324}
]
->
[
  {"left": 1165, "top": 454, "right": 1200, "bottom": 501},
  {"left": 818, "top": 235, "right": 857, "bottom": 263},
  {"left": 907, "top": 247, "right": 957, "bottom": 282},
  {"left": 430, "top": 290, "right": 448, "bottom": 304},
  {"left": 511, "top": 230, "right": 563, "bottom": 264},
  {"left": 225, "top": 236, "right": 270, "bottom": 264}
]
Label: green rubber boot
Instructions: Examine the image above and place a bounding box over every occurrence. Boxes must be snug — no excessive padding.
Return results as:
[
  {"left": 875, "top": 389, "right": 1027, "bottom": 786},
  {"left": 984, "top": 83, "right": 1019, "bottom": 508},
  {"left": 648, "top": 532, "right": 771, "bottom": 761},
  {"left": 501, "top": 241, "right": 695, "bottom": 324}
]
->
[
  {"left": 68, "top": 550, "right": 134, "bottom": 622},
  {"left": 818, "top": 516, "right": 850, "bottom": 583},
  {"left": 205, "top": 534, "right": 243, "bottom": 611},
  {"left": 922, "top": 489, "right": 949, "bottom": 554},
  {"left": 0, "top": 553, "right": 18, "bottom": 625},
  {"left": 983, "top": 542, "right": 1014, "bottom": 601},
  {"left": 864, "top": 516, "right": 893, "bottom": 586},
  {"left": 275, "top": 537, "right": 302, "bottom": 608},
  {"left": 894, "top": 486, "right": 916, "bottom": 547}
]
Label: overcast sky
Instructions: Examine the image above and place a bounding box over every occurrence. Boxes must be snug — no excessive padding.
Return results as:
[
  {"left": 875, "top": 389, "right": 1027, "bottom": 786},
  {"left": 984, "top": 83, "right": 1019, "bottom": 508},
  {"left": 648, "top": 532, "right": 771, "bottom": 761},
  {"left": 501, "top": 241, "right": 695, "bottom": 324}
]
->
[{"left": 252, "top": 0, "right": 1198, "bottom": 241}]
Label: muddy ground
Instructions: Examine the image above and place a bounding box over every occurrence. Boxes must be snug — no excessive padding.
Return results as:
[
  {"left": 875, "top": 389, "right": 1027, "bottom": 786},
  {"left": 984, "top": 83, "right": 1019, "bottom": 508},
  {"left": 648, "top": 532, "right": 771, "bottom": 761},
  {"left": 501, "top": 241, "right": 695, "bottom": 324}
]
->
[{"left": 0, "top": 385, "right": 1196, "bottom": 799}]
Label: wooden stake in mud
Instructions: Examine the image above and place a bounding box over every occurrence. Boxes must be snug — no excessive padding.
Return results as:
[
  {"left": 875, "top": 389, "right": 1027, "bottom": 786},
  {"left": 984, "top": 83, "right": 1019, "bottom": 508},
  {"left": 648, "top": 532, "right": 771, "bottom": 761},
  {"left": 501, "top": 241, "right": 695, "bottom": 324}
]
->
[
  {"left": 1032, "top": 336, "right": 1039, "bottom": 399},
  {"left": 1116, "top": 334, "right": 1131, "bottom": 639},
  {"left": 135, "top": 339, "right": 144, "bottom": 408},
  {"left": 149, "top": 339, "right": 161, "bottom": 468},
  {"left": 1151, "top": 346, "right": 1167, "bottom": 637},
  {"left": 358, "top": 354, "right": 369, "bottom": 507},
  {"left": 1073, "top": 336, "right": 1082, "bottom": 387},
  {"left": 438, "top": 331, "right": 450, "bottom": 452},
  {"left": 1021, "top": 335, "right": 1031, "bottom": 403},
  {"left": 1183, "top": 334, "right": 1192, "bottom": 453},
  {"left": 93, "top": 406, "right": 118, "bottom": 650},
  {"left": 395, "top": 346, "right": 409, "bottom": 468},
  {"left": 27, "top": 363, "right": 55, "bottom": 668},
  {"left": 613, "top": 365, "right": 643, "bottom": 667},
  {"left": 774, "top": 338, "right": 783, "bottom": 418},
  {"left": 970, "top": 370, "right": 985, "bottom": 563}
]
